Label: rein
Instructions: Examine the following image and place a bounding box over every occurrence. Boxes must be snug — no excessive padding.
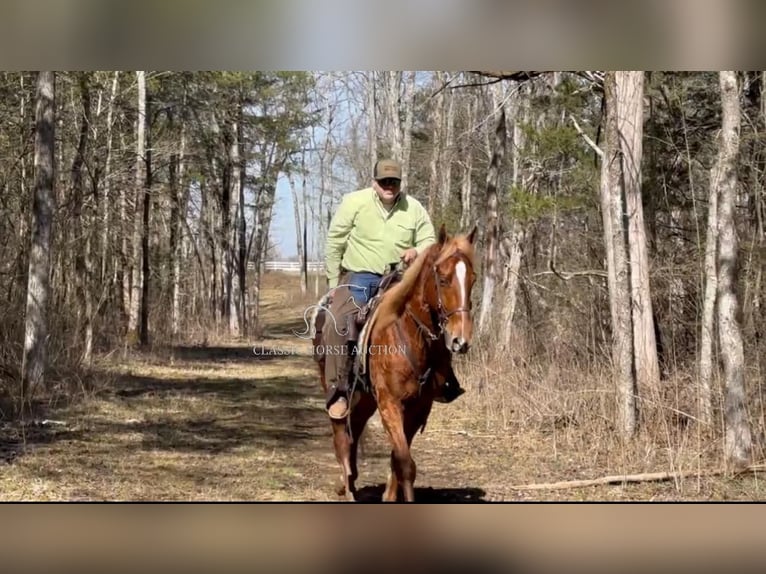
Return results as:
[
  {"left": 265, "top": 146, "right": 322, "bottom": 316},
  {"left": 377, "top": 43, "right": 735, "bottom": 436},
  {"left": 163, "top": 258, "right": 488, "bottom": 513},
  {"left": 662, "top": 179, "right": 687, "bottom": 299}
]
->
[{"left": 393, "top": 250, "right": 472, "bottom": 390}]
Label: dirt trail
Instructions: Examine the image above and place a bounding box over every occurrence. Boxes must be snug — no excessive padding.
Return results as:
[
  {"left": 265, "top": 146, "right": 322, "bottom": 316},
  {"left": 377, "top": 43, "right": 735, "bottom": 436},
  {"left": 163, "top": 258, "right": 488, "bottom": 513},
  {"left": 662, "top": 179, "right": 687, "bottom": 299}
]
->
[
  {"left": 0, "top": 292, "right": 497, "bottom": 501},
  {"left": 1, "top": 283, "right": 763, "bottom": 501}
]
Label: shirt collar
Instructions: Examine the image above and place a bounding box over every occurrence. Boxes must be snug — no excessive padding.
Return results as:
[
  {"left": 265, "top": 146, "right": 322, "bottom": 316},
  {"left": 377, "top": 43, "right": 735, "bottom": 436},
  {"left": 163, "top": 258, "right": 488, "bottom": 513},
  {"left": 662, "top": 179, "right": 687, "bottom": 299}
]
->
[{"left": 372, "top": 187, "right": 403, "bottom": 216}]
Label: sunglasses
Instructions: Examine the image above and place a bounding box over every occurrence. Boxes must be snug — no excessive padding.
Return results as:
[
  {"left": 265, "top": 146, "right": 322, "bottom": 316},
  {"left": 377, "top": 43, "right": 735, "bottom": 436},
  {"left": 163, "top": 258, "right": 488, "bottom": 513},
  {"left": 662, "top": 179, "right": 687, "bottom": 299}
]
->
[{"left": 377, "top": 178, "right": 401, "bottom": 187}]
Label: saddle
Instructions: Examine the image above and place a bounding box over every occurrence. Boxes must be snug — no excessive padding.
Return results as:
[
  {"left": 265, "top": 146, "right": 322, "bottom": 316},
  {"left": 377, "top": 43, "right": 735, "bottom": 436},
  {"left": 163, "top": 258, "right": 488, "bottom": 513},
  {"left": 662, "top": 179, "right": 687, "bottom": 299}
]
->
[
  {"left": 311, "top": 267, "right": 402, "bottom": 365},
  {"left": 346, "top": 267, "right": 402, "bottom": 343}
]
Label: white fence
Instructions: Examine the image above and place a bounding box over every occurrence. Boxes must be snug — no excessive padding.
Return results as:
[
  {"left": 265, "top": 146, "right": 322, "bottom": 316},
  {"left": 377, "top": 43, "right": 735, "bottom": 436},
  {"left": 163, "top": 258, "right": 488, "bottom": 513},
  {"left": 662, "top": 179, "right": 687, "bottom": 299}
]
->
[{"left": 260, "top": 260, "right": 324, "bottom": 273}]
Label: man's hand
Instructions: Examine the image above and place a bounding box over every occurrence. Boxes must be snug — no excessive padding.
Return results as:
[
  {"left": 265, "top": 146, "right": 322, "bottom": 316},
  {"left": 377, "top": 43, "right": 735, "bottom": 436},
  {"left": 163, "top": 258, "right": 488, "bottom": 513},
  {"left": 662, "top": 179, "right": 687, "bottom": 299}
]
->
[{"left": 400, "top": 248, "right": 418, "bottom": 265}]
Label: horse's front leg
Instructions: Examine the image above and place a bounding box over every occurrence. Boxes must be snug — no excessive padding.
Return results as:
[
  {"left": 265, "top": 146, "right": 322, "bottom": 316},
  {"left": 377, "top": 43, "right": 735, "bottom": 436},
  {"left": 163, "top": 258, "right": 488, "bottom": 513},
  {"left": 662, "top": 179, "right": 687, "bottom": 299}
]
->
[
  {"left": 383, "top": 467, "right": 399, "bottom": 502},
  {"left": 378, "top": 398, "right": 416, "bottom": 502},
  {"left": 330, "top": 419, "right": 354, "bottom": 500},
  {"left": 345, "top": 393, "right": 377, "bottom": 499}
]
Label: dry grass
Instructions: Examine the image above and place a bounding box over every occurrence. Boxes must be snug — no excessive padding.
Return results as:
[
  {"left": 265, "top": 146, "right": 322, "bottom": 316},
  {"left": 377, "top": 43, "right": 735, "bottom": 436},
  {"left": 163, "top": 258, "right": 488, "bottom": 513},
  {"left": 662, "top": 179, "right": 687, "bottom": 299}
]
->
[{"left": 1, "top": 270, "right": 764, "bottom": 501}]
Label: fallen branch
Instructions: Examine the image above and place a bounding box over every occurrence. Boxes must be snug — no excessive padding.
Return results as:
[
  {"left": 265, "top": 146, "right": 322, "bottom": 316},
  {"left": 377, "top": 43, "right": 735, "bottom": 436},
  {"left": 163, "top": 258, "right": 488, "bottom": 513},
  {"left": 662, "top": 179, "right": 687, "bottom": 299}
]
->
[{"left": 505, "top": 465, "right": 766, "bottom": 491}]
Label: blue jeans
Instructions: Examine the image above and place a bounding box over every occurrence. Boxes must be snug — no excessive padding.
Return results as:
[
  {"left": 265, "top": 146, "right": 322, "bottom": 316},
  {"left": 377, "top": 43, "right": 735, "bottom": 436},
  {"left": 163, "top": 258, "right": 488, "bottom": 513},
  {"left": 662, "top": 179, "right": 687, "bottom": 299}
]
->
[{"left": 345, "top": 272, "right": 382, "bottom": 305}]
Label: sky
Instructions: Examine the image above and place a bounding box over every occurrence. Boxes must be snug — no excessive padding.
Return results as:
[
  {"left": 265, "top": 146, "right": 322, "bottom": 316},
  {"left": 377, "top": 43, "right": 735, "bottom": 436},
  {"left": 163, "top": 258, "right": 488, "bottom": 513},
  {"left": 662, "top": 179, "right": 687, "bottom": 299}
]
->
[{"left": 269, "top": 176, "right": 299, "bottom": 260}]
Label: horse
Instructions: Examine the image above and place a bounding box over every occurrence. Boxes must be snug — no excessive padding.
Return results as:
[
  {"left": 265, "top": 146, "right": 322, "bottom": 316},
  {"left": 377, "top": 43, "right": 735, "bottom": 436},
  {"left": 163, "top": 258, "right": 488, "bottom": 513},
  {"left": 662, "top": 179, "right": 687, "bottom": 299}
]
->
[{"left": 313, "top": 223, "right": 478, "bottom": 501}]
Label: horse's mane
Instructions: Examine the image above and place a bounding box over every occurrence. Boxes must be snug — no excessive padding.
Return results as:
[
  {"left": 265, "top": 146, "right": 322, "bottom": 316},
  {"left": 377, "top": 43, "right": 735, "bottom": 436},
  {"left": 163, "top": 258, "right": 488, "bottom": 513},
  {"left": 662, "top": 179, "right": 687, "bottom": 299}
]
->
[
  {"left": 367, "top": 245, "right": 435, "bottom": 339},
  {"left": 368, "top": 234, "right": 475, "bottom": 338},
  {"left": 434, "top": 235, "right": 475, "bottom": 268}
]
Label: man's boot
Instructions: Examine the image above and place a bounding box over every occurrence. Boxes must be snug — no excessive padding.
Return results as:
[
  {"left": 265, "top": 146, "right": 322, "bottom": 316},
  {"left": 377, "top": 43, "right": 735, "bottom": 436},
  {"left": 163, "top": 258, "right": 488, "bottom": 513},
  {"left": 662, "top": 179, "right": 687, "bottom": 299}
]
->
[
  {"left": 433, "top": 362, "right": 466, "bottom": 404},
  {"left": 327, "top": 319, "right": 360, "bottom": 419},
  {"left": 327, "top": 390, "right": 350, "bottom": 419},
  {"left": 434, "top": 377, "right": 465, "bottom": 403},
  {"left": 327, "top": 356, "right": 360, "bottom": 418}
]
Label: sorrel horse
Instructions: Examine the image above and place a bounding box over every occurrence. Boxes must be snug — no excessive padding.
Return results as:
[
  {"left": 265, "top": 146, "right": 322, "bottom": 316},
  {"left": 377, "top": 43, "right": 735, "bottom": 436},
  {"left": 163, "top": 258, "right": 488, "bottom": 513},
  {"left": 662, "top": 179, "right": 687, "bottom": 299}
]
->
[{"left": 314, "top": 224, "right": 477, "bottom": 501}]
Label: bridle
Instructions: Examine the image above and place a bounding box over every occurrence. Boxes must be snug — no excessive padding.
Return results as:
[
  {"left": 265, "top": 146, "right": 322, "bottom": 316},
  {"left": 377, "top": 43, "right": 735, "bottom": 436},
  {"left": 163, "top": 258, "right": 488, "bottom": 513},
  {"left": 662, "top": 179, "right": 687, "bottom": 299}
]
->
[
  {"left": 391, "top": 248, "right": 474, "bottom": 391},
  {"left": 405, "top": 251, "right": 473, "bottom": 342}
]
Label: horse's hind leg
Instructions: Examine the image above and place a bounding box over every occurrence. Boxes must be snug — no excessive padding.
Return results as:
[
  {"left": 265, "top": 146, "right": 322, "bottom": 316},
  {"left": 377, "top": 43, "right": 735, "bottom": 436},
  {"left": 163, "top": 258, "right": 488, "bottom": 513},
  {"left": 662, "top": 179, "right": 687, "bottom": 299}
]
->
[{"left": 331, "top": 393, "right": 375, "bottom": 501}]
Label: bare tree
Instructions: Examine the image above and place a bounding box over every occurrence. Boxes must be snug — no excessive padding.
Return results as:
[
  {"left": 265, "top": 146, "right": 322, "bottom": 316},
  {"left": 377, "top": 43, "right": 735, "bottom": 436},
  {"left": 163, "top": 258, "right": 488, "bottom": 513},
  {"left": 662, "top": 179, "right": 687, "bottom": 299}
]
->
[
  {"left": 384, "top": 71, "right": 402, "bottom": 160},
  {"left": 602, "top": 71, "right": 637, "bottom": 437},
  {"left": 498, "top": 86, "right": 529, "bottom": 350},
  {"left": 477, "top": 104, "right": 506, "bottom": 335},
  {"left": 715, "top": 71, "right": 752, "bottom": 468},
  {"left": 127, "top": 71, "right": 146, "bottom": 343},
  {"left": 367, "top": 72, "right": 377, "bottom": 172},
  {"left": 169, "top": 97, "right": 187, "bottom": 338},
  {"left": 139, "top": 83, "right": 153, "bottom": 347},
  {"left": 21, "top": 71, "right": 55, "bottom": 412},
  {"left": 459, "top": 94, "right": 477, "bottom": 229},
  {"left": 288, "top": 162, "right": 307, "bottom": 295},
  {"left": 100, "top": 71, "right": 120, "bottom": 286},
  {"left": 699, "top": 116, "right": 722, "bottom": 426},
  {"left": 69, "top": 73, "right": 93, "bottom": 363},
  {"left": 228, "top": 118, "right": 241, "bottom": 337},
  {"left": 618, "top": 71, "right": 660, "bottom": 394},
  {"left": 428, "top": 72, "right": 455, "bottom": 213},
  {"left": 400, "top": 71, "right": 416, "bottom": 190}
]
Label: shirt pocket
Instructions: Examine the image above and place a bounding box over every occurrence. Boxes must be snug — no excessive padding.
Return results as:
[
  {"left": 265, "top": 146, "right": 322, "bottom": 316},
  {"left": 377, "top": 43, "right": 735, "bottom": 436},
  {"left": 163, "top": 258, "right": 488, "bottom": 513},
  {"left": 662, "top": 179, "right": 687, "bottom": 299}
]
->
[{"left": 392, "top": 222, "right": 416, "bottom": 248}]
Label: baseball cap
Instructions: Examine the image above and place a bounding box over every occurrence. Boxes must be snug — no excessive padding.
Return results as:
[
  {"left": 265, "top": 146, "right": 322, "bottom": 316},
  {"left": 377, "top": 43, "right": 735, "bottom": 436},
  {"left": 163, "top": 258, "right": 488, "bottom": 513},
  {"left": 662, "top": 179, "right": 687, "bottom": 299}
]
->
[{"left": 373, "top": 158, "right": 402, "bottom": 181}]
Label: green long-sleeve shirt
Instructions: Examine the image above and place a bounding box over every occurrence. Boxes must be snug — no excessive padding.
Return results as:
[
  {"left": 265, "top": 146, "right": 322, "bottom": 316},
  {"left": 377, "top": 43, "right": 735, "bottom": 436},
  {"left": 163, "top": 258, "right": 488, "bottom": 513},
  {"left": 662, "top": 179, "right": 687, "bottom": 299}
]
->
[{"left": 325, "top": 188, "right": 436, "bottom": 288}]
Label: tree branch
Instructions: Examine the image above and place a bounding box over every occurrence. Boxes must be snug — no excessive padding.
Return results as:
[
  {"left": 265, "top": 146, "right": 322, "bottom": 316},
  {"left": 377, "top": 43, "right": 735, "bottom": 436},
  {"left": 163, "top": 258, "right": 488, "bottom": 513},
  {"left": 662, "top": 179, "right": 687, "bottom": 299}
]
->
[
  {"left": 570, "top": 113, "right": 603, "bottom": 157},
  {"left": 469, "top": 71, "right": 548, "bottom": 82},
  {"left": 500, "top": 465, "right": 766, "bottom": 491}
]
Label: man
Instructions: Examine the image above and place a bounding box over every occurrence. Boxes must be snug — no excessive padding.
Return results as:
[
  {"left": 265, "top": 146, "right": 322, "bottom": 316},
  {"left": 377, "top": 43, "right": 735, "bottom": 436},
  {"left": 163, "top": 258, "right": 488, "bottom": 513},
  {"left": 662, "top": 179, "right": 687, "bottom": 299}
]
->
[{"left": 322, "top": 158, "right": 463, "bottom": 420}]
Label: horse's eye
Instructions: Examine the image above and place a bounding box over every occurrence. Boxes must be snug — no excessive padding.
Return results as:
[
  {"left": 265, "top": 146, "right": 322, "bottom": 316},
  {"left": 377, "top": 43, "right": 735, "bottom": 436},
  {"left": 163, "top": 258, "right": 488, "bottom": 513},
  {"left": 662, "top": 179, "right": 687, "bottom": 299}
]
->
[{"left": 438, "top": 274, "right": 450, "bottom": 286}]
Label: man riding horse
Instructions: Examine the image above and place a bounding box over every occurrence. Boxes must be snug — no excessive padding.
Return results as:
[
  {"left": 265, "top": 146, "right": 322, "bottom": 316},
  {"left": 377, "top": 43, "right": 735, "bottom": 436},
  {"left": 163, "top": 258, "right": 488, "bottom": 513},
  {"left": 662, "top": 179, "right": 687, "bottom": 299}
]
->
[{"left": 321, "top": 157, "right": 464, "bottom": 420}]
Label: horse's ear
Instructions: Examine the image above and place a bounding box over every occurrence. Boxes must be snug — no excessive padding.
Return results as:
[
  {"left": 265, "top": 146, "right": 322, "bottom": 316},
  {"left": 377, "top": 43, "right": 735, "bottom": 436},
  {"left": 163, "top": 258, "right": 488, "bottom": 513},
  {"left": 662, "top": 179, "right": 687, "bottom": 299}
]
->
[
  {"left": 467, "top": 224, "right": 478, "bottom": 244},
  {"left": 437, "top": 223, "right": 448, "bottom": 245}
]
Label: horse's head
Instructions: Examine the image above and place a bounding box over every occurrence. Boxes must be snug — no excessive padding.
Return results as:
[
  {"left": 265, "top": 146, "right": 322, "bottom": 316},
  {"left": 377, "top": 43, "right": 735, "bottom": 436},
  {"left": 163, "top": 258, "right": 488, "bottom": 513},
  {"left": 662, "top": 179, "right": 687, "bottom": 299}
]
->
[
  {"left": 366, "top": 224, "right": 479, "bottom": 358},
  {"left": 428, "top": 224, "right": 478, "bottom": 354}
]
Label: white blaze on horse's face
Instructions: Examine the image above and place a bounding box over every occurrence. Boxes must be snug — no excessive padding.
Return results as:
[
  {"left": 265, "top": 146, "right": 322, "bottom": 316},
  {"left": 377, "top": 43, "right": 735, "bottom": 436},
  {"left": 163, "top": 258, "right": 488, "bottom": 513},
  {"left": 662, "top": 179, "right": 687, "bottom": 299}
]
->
[
  {"left": 456, "top": 260, "right": 467, "bottom": 336},
  {"left": 442, "top": 258, "right": 473, "bottom": 354}
]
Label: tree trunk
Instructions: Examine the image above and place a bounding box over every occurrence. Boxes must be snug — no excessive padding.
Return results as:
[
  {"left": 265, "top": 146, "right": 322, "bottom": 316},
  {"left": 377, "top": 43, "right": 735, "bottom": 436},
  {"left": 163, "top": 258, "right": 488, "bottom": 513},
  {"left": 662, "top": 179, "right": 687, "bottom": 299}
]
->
[
  {"left": 428, "top": 72, "right": 445, "bottom": 213},
  {"left": 139, "top": 87, "right": 152, "bottom": 346},
  {"left": 169, "top": 105, "right": 187, "bottom": 339},
  {"left": 101, "top": 71, "right": 119, "bottom": 287},
  {"left": 602, "top": 72, "right": 637, "bottom": 438},
  {"left": 300, "top": 153, "right": 309, "bottom": 295},
  {"left": 617, "top": 71, "right": 660, "bottom": 395},
  {"left": 477, "top": 105, "right": 506, "bottom": 335},
  {"left": 367, "top": 72, "right": 377, "bottom": 172},
  {"left": 127, "top": 71, "right": 146, "bottom": 344},
  {"left": 440, "top": 83, "right": 455, "bottom": 211},
  {"left": 17, "top": 73, "right": 29, "bottom": 302},
  {"left": 385, "top": 71, "right": 402, "bottom": 160},
  {"left": 499, "top": 226, "right": 526, "bottom": 350},
  {"left": 716, "top": 70, "right": 752, "bottom": 468},
  {"left": 498, "top": 89, "right": 528, "bottom": 349},
  {"left": 459, "top": 96, "right": 477, "bottom": 229},
  {"left": 699, "top": 121, "right": 722, "bottom": 426},
  {"left": 288, "top": 167, "right": 306, "bottom": 295},
  {"left": 400, "top": 71, "right": 416, "bottom": 191},
  {"left": 119, "top": 130, "right": 131, "bottom": 324},
  {"left": 236, "top": 116, "right": 248, "bottom": 335},
  {"left": 228, "top": 119, "right": 241, "bottom": 337},
  {"left": 70, "top": 73, "right": 92, "bottom": 363},
  {"left": 21, "top": 71, "right": 55, "bottom": 412}
]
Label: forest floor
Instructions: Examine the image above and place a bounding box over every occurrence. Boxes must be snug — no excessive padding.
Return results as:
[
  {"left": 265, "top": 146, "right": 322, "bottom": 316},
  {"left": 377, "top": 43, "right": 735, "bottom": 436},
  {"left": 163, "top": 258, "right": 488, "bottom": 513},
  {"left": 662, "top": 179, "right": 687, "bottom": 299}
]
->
[{"left": 1, "top": 273, "right": 765, "bottom": 501}]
